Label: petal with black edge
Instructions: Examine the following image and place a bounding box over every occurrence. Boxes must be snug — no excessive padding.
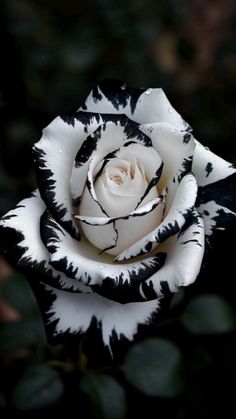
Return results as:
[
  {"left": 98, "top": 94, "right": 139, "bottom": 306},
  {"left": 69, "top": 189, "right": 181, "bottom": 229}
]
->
[
  {"left": 197, "top": 201, "right": 236, "bottom": 247},
  {"left": 75, "top": 197, "right": 162, "bottom": 225},
  {"left": 0, "top": 191, "right": 90, "bottom": 293},
  {"left": 32, "top": 280, "right": 162, "bottom": 355},
  {"left": 76, "top": 197, "right": 164, "bottom": 256},
  {"left": 116, "top": 173, "right": 198, "bottom": 261},
  {"left": 140, "top": 122, "right": 196, "bottom": 211},
  {"left": 194, "top": 145, "right": 236, "bottom": 247},
  {"left": 139, "top": 208, "right": 205, "bottom": 299},
  {"left": 40, "top": 210, "right": 167, "bottom": 294},
  {"left": 33, "top": 112, "right": 133, "bottom": 238},
  {"left": 80, "top": 79, "right": 191, "bottom": 131},
  {"left": 71, "top": 116, "right": 154, "bottom": 207},
  {"left": 193, "top": 140, "right": 235, "bottom": 187}
]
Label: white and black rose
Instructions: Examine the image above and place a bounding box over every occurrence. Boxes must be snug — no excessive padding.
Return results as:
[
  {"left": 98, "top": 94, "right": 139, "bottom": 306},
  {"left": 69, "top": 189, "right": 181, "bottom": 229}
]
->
[{"left": 0, "top": 79, "right": 235, "bottom": 354}]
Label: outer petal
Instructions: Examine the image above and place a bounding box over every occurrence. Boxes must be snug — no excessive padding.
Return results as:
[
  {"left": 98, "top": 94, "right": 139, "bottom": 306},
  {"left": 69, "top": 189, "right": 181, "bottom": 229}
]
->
[
  {"left": 138, "top": 209, "right": 205, "bottom": 299},
  {"left": 88, "top": 209, "right": 204, "bottom": 304},
  {"left": 193, "top": 140, "right": 235, "bottom": 187},
  {"left": 80, "top": 79, "right": 190, "bottom": 131},
  {"left": 33, "top": 112, "right": 104, "bottom": 237},
  {"left": 0, "top": 191, "right": 90, "bottom": 293},
  {"left": 197, "top": 201, "right": 236, "bottom": 247},
  {"left": 194, "top": 143, "right": 236, "bottom": 246},
  {"left": 33, "top": 112, "right": 136, "bottom": 238},
  {"left": 40, "top": 210, "right": 167, "bottom": 293},
  {"left": 31, "top": 280, "right": 161, "bottom": 355}
]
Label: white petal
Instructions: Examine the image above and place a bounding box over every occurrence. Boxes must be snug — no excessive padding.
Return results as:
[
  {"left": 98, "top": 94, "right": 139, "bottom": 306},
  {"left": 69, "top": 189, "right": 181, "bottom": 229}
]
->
[
  {"left": 112, "top": 140, "right": 163, "bottom": 184},
  {"left": 41, "top": 210, "right": 167, "bottom": 291},
  {"left": 193, "top": 140, "right": 236, "bottom": 187},
  {"left": 78, "top": 137, "right": 164, "bottom": 254},
  {"left": 75, "top": 197, "right": 162, "bottom": 225},
  {"left": 112, "top": 202, "right": 164, "bottom": 256},
  {"left": 80, "top": 79, "right": 190, "bottom": 131},
  {"left": 77, "top": 185, "right": 118, "bottom": 253},
  {"left": 0, "top": 191, "right": 89, "bottom": 293},
  {"left": 37, "top": 281, "right": 161, "bottom": 352},
  {"left": 94, "top": 158, "right": 147, "bottom": 217},
  {"left": 71, "top": 117, "right": 154, "bottom": 212},
  {"left": 77, "top": 197, "right": 164, "bottom": 256},
  {"left": 33, "top": 112, "right": 108, "bottom": 237},
  {"left": 139, "top": 209, "right": 205, "bottom": 297},
  {"left": 140, "top": 123, "right": 195, "bottom": 197},
  {"left": 116, "top": 173, "right": 198, "bottom": 261}
]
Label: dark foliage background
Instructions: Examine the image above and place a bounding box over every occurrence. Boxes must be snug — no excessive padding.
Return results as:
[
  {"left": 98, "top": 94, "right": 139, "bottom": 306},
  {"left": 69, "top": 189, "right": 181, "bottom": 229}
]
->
[{"left": 0, "top": 0, "right": 236, "bottom": 418}]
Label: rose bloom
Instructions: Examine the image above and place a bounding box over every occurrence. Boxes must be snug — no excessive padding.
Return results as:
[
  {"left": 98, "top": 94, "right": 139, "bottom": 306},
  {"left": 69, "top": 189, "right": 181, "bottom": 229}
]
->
[{"left": 0, "top": 79, "right": 235, "bottom": 354}]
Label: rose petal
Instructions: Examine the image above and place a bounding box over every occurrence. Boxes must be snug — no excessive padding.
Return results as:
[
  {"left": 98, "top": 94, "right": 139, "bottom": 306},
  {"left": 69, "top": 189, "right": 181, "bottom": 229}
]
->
[
  {"left": 80, "top": 79, "right": 190, "bottom": 131},
  {"left": 114, "top": 142, "right": 163, "bottom": 207},
  {"left": 84, "top": 141, "right": 163, "bottom": 218},
  {"left": 76, "top": 121, "right": 159, "bottom": 253},
  {"left": 94, "top": 158, "right": 148, "bottom": 216},
  {"left": 75, "top": 197, "right": 162, "bottom": 225},
  {"left": 75, "top": 185, "right": 119, "bottom": 253},
  {"left": 193, "top": 140, "right": 235, "bottom": 187},
  {"left": 116, "top": 173, "right": 198, "bottom": 261},
  {"left": 197, "top": 201, "right": 236, "bottom": 246},
  {"left": 139, "top": 209, "right": 205, "bottom": 298},
  {"left": 33, "top": 112, "right": 135, "bottom": 238},
  {"left": 93, "top": 209, "right": 204, "bottom": 303},
  {"left": 71, "top": 117, "right": 154, "bottom": 211},
  {"left": 76, "top": 197, "right": 164, "bottom": 256},
  {"left": 31, "top": 280, "right": 161, "bottom": 353},
  {"left": 78, "top": 132, "right": 164, "bottom": 254},
  {"left": 194, "top": 148, "right": 236, "bottom": 247},
  {"left": 40, "top": 210, "right": 167, "bottom": 290},
  {"left": 140, "top": 123, "right": 196, "bottom": 210},
  {"left": 33, "top": 112, "right": 109, "bottom": 237},
  {"left": 0, "top": 191, "right": 90, "bottom": 293}
]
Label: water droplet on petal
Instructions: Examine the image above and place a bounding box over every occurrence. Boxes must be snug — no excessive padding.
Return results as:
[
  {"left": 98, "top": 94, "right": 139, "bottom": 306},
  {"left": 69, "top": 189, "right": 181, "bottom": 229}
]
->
[
  {"left": 59, "top": 149, "right": 62, "bottom": 153},
  {"left": 145, "top": 88, "right": 153, "bottom": 95},
  {"left": 100, "top": 265, "right": 104, "bottom": 269},
  {"left": 121, "top": 84, "right": 126, "bottom": 90},
  {"left": 172, "top": 129, "right": 177, "bottom": 133},
  {"left": 205, "top": 146, "right": 210, "bottom": 151},
  {"left": 168, "top": 107, "right": 173, "bottom": 113}
]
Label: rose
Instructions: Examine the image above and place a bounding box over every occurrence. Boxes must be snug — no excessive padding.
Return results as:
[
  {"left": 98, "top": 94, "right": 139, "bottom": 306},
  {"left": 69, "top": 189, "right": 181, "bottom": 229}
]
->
[{"left": 0, "top": 79, "right": 235, "bottom": 354}]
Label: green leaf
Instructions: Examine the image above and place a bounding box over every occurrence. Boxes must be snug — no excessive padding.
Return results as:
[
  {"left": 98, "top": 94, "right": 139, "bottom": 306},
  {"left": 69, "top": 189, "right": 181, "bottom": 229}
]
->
[
  {"left": 11, "top": 364, "right": 64, "bottom": 411},
  {"left": 2, "top": 273, "right": 38, "bottom": 316},
  {"left": 181, "top": 294, "right": 236, "bottom": 335},
  {"left": 80, "top": 374, "right": 126, "bottom": 419},
  {"left": 122, "top": 338, "right": 184, "bottom": 398},
  {"left": 0, "top": 316, "right": 46, "bottom": 352}
]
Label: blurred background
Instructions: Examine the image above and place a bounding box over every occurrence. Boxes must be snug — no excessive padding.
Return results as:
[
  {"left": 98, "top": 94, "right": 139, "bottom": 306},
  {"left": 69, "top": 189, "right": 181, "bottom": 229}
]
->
[{"left": 0, "top": 0, "right": 236, "bottom": 418}]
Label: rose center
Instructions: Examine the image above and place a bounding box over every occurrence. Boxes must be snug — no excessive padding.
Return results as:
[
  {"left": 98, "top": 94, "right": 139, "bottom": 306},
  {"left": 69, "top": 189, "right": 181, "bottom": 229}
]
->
[{"left": 105, "top": 165, "right": 128, "bottom": 186}]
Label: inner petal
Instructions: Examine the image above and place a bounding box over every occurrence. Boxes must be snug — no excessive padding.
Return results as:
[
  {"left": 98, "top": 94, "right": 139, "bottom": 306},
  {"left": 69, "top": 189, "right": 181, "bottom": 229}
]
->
[
  {"left": 105, "top": 159, "right": 131, "bottom": 187},
  {"left": 94, "top": 157, "right": 149, "bottom": 217}
]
